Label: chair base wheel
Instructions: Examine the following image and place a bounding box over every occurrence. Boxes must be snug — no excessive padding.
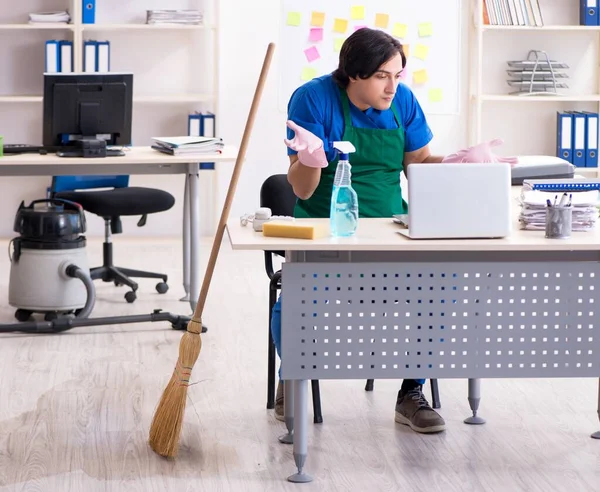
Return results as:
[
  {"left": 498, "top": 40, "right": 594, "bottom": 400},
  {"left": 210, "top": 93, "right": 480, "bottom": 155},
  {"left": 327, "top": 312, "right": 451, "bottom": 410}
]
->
[{"left": 125, "top": 291, "right": 137, "bottom": 303}]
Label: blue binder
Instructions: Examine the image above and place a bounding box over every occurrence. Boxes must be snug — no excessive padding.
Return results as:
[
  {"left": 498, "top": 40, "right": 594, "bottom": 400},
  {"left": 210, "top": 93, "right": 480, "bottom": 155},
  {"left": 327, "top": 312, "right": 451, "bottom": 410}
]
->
[
  {"left": 568, "top": 111, "right": 587, "bottom": 168},
  {"left": 582, "top": 111, "right": 599, "bottom": 168},
  {"left": 59, "top": 40, "right": 73, "bottom": 72},
  {"left": 96, "top": 40, "right": 110, "bottom": 72},
  {"left": 556, "top": 112, "right": 573, "bottom": 163},
  {"left": 82, "top": 0, "right": 96, "bottom": 24},
  {"left": 83, "top": 40, "right": 97, "bottom": 72},
  {"left": 44, "top": 40, "right": 60, "bottom": 73},
  {"left": 580, "top": 0, "right": 598, "bottom": 25}
]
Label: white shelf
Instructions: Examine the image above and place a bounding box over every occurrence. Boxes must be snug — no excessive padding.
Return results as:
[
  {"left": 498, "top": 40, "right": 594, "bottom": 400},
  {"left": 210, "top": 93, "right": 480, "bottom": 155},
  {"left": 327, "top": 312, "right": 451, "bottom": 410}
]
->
[
  {"left": 0, "top": 23, "right": 74, "bottom": 30},
  {"left": 482, "top": 25, "right": 600, "bottom": 32},
  {"left": 0, "top": 94, "right": 214, "bottom": 103},
  {"left": 82, "top": 23, "right": 215, "bottom": 31},
  {"left": 479, "top": 95, "right": 600, "bottom": 102},
  {"left": 0, "top": 96, "right": 43, "bottom": 103}
]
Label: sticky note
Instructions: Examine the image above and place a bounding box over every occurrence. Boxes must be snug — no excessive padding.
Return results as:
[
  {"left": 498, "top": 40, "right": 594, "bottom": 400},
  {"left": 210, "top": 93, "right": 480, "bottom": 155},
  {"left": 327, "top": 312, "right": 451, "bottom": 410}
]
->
[
  {"left": 428, "top": 88, "right": 443, "bottom": 102},
  {"left": 334, "top": 18, "right": 348, "bottom": 33},
  {"left": 414, "top": 44, "right": 430, "bottom": 60},
  {"left": 402, "top": 44, "right": 410, "bottom": 58},
  {"left": 392, "top": 23, "right": 407, "bottom": 39},
  {"left": 333, "top": 37, "right": 345, "bottom": 52},
  {"left": 287, "top": 12, "right": 301, "bottom": 26},
  {"left": 350, "top": 6, "right": 365, "bottom": 20},
  {"left": 354, "top": 25, "right": 367, "bottom": 31},
  {"left": 375, "top": 13, "right": 389, "bottom": 29},
  {"left": 309, "top": 27, "right": 323, "bottom": 42},
  {"left": 304, "top": 45, "right": 321, "bottom": 63},
  {"left": 418, "top": 22, "right": 433, "bottom": 37},
  {"left": 412, "top": 69, "right": 428, "bottom": 84},
  {"left": 311, "top": 11, "right": 325, "bottom": 27},
  {"left": 301, "top": 67, "right": 318, "bottom": 81}
]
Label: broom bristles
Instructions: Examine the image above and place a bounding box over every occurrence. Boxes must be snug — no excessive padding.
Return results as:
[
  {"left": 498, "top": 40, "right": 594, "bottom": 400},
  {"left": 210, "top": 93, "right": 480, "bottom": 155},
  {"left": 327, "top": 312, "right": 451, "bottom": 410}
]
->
[{"left": 148, "top": 319, "right": 203, "bottom": 458}]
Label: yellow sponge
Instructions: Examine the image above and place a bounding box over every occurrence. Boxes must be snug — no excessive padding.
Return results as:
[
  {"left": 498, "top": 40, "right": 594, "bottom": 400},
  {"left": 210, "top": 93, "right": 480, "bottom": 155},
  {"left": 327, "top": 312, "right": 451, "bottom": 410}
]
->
[{"left": 262, "top": 220, "right": 329, "bottom": 240}]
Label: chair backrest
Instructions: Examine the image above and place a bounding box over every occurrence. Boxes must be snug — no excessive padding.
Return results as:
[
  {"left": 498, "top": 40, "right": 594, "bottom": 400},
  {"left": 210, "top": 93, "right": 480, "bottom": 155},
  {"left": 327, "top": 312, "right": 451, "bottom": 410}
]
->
[
  {"left": 260, "top": 174, "right": 296, "bottom": 217},
  {"left": 51, "top": 175, "right": 130, "bottom": 193}
]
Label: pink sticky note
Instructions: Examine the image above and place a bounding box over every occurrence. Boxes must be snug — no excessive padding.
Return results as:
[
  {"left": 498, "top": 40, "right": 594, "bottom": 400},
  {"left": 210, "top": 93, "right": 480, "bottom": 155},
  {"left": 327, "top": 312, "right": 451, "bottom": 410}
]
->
[
  {"left": 304, "top": 45, "right": 320, "bottom": 63},
  {"left": 309, "top": 27, "right": 323, "bottom": 42},
  {"left": 354, "top": 25, "right": 367, "bottom": 31}
]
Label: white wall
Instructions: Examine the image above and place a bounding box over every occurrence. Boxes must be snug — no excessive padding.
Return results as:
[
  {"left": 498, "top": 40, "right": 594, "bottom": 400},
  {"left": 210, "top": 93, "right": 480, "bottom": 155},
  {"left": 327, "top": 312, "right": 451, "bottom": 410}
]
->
[{"left": 0, "top": 0, "right": 589, "bottom": 239}]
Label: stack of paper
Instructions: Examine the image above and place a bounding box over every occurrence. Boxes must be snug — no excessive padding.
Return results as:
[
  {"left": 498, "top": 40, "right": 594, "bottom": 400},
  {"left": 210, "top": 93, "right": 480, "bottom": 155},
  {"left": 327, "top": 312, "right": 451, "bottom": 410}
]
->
[
  {"left": 146, "top": 10, "right": 203, "bottom": 25},
  {"left": 519, "top": 189, "right": 599, "bottom": 231},
  {"left": 29, "top": 11, "right": 71, "bottom": 24},
  {"left": 151, "top": 136, "right": 224, "bottom": 156}
]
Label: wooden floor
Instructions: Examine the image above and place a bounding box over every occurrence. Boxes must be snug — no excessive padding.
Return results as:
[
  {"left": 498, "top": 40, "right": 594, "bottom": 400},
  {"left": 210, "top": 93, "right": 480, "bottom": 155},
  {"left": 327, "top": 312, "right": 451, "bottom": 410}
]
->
[{"left": 0, "top": 236, "right": 598, "bottom": 492}]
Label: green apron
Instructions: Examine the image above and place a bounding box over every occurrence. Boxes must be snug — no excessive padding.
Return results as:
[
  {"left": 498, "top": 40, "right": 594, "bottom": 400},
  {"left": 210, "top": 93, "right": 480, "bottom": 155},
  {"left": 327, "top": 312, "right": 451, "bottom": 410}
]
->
[{"left": 294, "top": 89, "right": 407, "bottom": 219}]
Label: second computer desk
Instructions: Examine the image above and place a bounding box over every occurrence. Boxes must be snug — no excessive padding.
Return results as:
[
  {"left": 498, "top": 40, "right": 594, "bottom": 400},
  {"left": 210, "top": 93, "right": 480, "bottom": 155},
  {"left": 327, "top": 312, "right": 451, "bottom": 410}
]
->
[{"left": 0, "top": 145, "right": 238, "bottom": 312}]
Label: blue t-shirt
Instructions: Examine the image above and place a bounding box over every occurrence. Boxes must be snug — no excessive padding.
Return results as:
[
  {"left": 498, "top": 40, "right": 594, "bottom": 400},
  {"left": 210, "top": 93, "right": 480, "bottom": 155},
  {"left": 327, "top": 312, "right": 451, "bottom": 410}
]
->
[{"left": 286, "top": 74, "right": 433, "bottom": 162}]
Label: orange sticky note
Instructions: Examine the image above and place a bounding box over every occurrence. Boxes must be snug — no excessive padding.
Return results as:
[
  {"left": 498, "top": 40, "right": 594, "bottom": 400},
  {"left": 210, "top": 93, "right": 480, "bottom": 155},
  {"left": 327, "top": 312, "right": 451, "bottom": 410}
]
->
[
  {"left": 428, "top": 88, "right": 443, "bottom": 102},
  {"left": 413, "top": 69, "right": 428, "bottom": 84},
  {"left": 402, "top": 44, "right": 410, "bottom": 58},
  {"left": 311, "top": 11, "right": 325, "bottom": 27},
  {"left": 287, "top": 11, "right": 301, "bottom": 26},
  {"left": 392, "top": 23, "right": 407, "bottom": 38},
  {"left": 351, "top": 5, "right": 365, "bottom": 20},
  {"left": 375, "top": 13, "right": 389, "bottom": 29},
  {"left": 334, "top": 18, "right": 348, "bottom": 33},
  {"left": 301, "top": 67, "right": 318, "bottom": 81},
  {"left": 333, "top": 37, "right": 345, "bottom": 52},
  {"left": 414, "top": 44, "right": 430, "bottom": 60}
]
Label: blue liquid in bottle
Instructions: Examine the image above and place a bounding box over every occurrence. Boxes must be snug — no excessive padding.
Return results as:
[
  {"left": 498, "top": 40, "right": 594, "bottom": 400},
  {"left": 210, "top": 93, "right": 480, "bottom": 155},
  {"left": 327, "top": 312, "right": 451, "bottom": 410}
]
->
[{"left": 330, "top": 152, "right": 358, "bottom": 237}]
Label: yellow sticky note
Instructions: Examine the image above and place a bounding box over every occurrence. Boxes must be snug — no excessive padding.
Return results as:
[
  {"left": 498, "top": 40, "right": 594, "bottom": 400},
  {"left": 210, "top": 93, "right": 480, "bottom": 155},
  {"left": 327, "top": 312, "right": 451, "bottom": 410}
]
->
[
  {"left": 333, "top": 37, "right": 345, "bottom": 52},
  {"left": 418, "top": 22, "right": 433, "bottom": 37},
  {"left": 375, "top": 13, "right": 389, "bottom": 29},
  {"left": 412, "top": 69, "right": 428, "bottom": 84},
  {"left": 311, "top": 11, "right": 325, "bottom": 27},
  {"left": 351, "top": 5, "right": 365, "bottom": 20},
  {"left": 301, "top": 67, "right": 318, "bottom": 81},
  {"left": 414, "top": 44, "right": 430, "bottom": 60},
  {"left": 287, "top": 11, "right": 301, "bottom": 26},
  {"left": 428, "top": 88, "right": 443, "bottom": 102},
  {"left": 392, "top": 23, "right": 407, "bottom": 39},
  {"left": 334, "top": 18, "right": 348, "bottom": 33}
]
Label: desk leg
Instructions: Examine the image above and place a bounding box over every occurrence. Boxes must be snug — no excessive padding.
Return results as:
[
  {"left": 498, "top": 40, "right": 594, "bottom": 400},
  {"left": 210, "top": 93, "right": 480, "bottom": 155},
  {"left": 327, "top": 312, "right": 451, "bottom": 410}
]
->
[
  {"left": 288, "top": 379, "right": 312, "bottom": 483},
  {"left": 180, "top": 174, "right": 191, "bottom": 302},
  {"left": 464, "top": 378, "right": 486, "bottom": 425},
  {"left": 279, "top": 380, "right": 294, "bottom": 444},
  {"left": 592, "top": 378, "right": 600, "bottom": 440},
  {"left": 187, "top": 163, "right": 200, "bottom": 312}
]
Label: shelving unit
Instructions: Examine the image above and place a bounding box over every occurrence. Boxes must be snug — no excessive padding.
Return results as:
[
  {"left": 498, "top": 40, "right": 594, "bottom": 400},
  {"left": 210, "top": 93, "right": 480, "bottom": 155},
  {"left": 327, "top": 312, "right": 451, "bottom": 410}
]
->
[{"left": 468, "top": 0, "right": 600, "bottom": 177}]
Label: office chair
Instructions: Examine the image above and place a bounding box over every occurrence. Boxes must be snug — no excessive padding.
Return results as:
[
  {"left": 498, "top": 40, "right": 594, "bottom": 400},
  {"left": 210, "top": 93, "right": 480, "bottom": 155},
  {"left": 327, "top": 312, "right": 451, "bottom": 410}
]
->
[
  {"left": 261, "top": 174, "right": 442, "bottom": 415},
  {"left": 51, "top": 175, "right": 175, "bottom": 304}
]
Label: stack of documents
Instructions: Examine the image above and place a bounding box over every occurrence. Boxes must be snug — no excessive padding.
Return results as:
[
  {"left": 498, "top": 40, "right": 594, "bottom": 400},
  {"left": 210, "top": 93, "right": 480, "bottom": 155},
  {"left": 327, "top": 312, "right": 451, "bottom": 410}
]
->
[
  {"left": 146, "top": 10, "right": 203, "bottom": 25},
  {"left": 151, "top": 136, "right": 223, "bottom": 156},
  {"left": 29, "top": 11, "right": 71, "bottom": 24},
  {"left": 519, "top": 189, "right": 599, "bottom": 231}
]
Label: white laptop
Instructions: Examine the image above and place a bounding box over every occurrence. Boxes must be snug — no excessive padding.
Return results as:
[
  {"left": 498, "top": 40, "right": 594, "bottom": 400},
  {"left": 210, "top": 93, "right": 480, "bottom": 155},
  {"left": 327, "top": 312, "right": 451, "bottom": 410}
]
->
[{"left": 396, "top": 162, "right": 512, "bottom": 239}]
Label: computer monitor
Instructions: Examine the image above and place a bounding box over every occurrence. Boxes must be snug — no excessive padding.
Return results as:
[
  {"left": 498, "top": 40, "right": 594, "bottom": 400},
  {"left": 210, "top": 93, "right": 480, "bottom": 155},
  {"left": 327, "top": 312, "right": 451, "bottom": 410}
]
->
[{"left": 42, "top": 72, "right": 133, "bottom": 157}]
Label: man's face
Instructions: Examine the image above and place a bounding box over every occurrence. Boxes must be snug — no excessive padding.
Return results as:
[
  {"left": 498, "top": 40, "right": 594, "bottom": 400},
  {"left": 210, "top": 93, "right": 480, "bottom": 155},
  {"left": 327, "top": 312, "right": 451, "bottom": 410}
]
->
[{"left": 350, "top": 52, "right": 404, "bottom": 110}]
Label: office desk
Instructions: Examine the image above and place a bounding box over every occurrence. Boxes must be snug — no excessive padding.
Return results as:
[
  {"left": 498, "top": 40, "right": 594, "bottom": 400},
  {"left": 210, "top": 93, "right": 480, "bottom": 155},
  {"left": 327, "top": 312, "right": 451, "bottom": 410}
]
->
[
  {"left": 226, "top": 215, "right": 600, "bottom": 483},
  {"left": 0, "top": 146, "right": 238, "bottom": 311}
]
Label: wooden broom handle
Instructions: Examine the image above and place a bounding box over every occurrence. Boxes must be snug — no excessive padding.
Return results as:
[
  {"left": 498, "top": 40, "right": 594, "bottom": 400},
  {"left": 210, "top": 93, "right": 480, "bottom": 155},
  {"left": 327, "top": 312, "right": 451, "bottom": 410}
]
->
[{"left": 192, "top": 42, "right": 276, "bottom": 319}]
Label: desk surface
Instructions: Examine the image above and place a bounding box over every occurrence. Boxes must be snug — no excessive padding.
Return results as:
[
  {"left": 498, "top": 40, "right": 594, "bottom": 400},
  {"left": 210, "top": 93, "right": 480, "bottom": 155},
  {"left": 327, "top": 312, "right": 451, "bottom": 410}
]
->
[{"left": 227, "top": 192, "right": 600, "bottom": 252}]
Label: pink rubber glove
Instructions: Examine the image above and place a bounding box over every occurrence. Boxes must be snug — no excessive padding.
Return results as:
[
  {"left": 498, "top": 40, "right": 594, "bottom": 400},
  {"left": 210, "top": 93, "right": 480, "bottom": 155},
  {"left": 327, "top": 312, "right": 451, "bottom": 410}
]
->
[
  {"left": 442, "top": 138, "right": 518, "bottom": 165},
  {"left": 284, "top": 120, "right": 329, "bottom": 168}
]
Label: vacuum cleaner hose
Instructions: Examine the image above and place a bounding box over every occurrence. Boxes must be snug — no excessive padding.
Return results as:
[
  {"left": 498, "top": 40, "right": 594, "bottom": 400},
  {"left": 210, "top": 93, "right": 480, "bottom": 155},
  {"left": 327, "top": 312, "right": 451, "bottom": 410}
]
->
[{"left": 65, "top": 264, "right": 96, "bottom": 319}]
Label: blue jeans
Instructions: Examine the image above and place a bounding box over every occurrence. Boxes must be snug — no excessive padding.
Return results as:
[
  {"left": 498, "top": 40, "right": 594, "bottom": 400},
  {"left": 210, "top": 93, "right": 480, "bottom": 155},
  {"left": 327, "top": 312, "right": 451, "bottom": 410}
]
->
[{"left": 271, "top": 295, "right": 425, "bottom": 386}]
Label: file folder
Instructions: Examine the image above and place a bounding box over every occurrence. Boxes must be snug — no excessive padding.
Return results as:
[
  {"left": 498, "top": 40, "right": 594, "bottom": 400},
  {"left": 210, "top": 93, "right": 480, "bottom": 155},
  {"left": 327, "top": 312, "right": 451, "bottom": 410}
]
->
[
  {"left": 188, "top": 113, "right": 201, "bottom": 136},
  {"left": 580, "top": 0, "right": 598, "bottom": 26},
  {"left": 582, "top": 111, "right": 599, "bottom": 167},
  {"left": 96, "top": 40, "right": 110, "bottom": 72},
  {"left": 568, "top": 111, "right": 587, "bottom": 168},
  {"left": 556, "top": 112, "right": 573, "bottom": 163},
  {"left": 83, "top": 40, "right": 97, "bottom": 72},
  {"left": 59, "top": 40, "right": 73, "bottom": 73},
  {"left": 188, "top": 112, "right": 217, "bottom": 170},
  {"left": 82, "top": 0, "right": 96, "bottom": 24},
  {"left": 45, "top": 40, "right": 60, "bottom": 73}
]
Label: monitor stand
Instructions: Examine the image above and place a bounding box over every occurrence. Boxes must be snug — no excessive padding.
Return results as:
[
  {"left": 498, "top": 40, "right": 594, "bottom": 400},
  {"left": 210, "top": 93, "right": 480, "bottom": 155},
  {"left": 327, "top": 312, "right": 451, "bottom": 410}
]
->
[{"left": 56, "top": 139, "right": 125, "bottom": 158}]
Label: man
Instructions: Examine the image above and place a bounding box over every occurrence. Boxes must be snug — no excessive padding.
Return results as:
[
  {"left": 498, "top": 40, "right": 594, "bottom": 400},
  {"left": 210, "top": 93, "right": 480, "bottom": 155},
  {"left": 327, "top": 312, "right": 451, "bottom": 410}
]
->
[{"left": 271, "top": 27, "right": 513, "bottom": 433}]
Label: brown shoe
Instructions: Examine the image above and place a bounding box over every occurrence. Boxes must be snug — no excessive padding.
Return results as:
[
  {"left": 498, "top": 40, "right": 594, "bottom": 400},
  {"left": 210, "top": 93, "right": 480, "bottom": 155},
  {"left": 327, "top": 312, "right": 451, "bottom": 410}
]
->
[
  {"left": 395, "top": 387, "right": 446, "bottom": 433},
  {"left": 274, "top": 381, "right": 284, "bottom": 421}
]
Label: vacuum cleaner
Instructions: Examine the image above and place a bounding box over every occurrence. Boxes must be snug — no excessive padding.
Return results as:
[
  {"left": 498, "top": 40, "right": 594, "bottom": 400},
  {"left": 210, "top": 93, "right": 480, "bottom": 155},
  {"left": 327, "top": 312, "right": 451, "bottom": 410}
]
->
[{"left": 1, "top": 198, "right": 202, "bottom": 334}]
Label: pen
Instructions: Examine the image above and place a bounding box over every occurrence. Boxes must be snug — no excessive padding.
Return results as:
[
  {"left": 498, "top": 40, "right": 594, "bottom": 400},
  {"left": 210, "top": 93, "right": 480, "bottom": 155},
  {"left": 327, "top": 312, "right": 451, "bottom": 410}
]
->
[
  {"left": 558, "top": 192, "right": 568, "bottom": 207},
  {"left": 546, "top": 199, "right": 552, "bottom": 207}
]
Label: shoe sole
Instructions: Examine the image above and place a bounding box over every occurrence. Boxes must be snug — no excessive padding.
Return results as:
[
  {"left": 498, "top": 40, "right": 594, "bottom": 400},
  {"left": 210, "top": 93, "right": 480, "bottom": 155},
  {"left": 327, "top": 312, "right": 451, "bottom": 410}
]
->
[{"left": 395, "top": 411, "right": 446, "bottom": 433}]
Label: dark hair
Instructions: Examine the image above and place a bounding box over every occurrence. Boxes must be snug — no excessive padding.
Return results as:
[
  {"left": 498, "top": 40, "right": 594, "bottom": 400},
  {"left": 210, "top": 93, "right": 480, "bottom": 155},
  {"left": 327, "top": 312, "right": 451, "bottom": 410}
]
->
[{"left": 332, "top": 28, "right": 406, "bottom": 88}]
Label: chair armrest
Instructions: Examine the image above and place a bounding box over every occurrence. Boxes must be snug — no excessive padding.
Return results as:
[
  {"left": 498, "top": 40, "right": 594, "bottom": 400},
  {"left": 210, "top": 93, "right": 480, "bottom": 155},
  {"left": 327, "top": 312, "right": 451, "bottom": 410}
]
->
[{"left": 264, "top": 251, "right": 276, "bottom": 279}]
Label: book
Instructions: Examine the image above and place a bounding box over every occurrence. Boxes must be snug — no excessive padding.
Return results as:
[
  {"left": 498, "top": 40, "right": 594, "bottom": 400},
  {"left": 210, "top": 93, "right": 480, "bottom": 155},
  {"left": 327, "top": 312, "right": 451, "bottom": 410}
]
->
[{"left": 151, "top": 136, "right": 224, "bottom": 155}]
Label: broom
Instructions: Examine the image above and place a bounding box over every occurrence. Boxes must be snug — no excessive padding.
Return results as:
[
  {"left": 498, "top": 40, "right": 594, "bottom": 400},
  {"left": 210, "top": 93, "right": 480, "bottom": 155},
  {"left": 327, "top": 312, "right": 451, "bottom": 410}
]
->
[{"left": 148, "top": 42, "right": 276, "bottom": 458}]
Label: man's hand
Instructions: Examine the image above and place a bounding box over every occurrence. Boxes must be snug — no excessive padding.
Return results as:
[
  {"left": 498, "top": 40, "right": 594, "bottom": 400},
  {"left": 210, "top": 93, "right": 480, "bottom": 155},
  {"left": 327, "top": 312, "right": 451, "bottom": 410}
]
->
[
  {"left": 442, "top": 138, "right": 518, "bottom": 165},
  {"left": 284, "top": 120, "right": 328, "bottom": 168}
]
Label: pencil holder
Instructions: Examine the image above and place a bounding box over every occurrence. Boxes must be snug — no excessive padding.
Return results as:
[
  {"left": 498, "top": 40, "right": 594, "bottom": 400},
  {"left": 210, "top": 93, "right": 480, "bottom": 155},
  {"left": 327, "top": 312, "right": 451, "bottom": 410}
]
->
[{"left": 545, "top": 206, "right": 572, "bottom": 239}]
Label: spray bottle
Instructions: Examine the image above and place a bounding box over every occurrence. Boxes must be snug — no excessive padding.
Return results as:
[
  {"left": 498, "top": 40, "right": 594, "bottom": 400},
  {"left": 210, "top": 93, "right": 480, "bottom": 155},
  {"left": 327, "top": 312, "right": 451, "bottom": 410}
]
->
[{"left": 330, "top": 141, "right": 358, "bottom": 237}]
